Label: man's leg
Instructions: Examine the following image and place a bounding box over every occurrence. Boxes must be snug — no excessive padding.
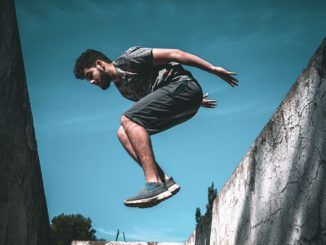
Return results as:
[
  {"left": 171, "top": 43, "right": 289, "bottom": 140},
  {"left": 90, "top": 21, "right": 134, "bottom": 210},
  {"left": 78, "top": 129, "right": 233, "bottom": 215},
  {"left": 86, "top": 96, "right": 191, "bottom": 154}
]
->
[
  {"left": 117, "top": 125, "right": 168, "bottom": 182},
  {"left": 120, "top": 115, "right": 163, "bottom": 183}
]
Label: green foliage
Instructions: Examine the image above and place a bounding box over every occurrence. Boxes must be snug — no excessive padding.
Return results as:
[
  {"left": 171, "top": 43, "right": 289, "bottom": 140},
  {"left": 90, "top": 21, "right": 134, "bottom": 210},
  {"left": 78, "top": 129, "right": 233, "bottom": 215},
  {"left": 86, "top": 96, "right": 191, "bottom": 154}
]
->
[
  {"left": 195, "top": 182, "right": 217, "bottom": 225},
  {"left": 195, "top": 207, "right": 202, "bottom": 224},
  {"left": 50, "top": 213, "right": 97, "bottom": 245},
  {"left": 206, "top": 182, "right": 217, "bottom": 211}
]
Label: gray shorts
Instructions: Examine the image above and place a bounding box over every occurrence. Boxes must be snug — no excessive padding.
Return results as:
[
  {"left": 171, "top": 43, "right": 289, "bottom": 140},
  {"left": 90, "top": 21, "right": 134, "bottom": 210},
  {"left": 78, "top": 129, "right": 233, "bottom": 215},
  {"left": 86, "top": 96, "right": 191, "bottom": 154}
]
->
[{"left": 123, "top": 79, "right": 203, "bottom": 135}]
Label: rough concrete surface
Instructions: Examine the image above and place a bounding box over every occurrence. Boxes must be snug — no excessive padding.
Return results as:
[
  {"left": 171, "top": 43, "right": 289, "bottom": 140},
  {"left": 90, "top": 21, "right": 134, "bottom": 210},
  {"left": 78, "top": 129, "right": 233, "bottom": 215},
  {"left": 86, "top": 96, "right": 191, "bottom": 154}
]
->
[
  {"left": 0, "top": 0, "right": 51, "bottom": 244},
  {"left": 186, "top": 37, "right": 326, "bottom": 245}
]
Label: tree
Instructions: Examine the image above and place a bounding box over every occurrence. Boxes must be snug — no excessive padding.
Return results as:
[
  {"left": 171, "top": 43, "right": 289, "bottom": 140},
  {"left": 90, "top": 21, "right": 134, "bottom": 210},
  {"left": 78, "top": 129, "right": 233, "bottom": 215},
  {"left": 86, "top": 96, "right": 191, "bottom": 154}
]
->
[
  {"left": 50, "top": 213, "right": 97, "bottom": 245},
  {"left": 195, "top": 182, "right": 218, "bottom": 225},
  {"left": 206, "top": 182, "right": 217, "bottom": 211},
  {"left": 195, "top": 207, "right": 202, "bottom": 224}
]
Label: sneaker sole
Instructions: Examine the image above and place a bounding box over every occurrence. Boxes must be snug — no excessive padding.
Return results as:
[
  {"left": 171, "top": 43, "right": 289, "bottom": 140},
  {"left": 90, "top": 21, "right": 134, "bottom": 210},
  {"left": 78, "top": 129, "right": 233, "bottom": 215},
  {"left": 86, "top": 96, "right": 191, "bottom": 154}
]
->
[
  {"left": 124, "top": 189, "right": 173, "bottom": 208},
  {"left": 136, "top": 185, "right": 180, "bottom": 208},
  {"left": 167, "top": 183, "right": 181, "bottom": 195}
]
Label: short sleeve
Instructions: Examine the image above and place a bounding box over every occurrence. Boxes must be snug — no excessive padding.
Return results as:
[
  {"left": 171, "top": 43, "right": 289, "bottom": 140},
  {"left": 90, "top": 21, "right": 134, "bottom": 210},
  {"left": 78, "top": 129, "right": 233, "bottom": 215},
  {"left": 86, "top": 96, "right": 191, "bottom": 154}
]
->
[{"left": 123, "top": 46, "right": 153, "bottom": 71}]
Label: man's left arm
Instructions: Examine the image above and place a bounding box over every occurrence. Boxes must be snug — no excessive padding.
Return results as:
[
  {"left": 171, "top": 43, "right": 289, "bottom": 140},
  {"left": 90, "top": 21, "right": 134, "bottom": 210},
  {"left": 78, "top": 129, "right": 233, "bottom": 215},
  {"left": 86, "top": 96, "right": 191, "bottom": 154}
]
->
[{"left": 152, "top": 48, "right": 238, "bottom": 87}]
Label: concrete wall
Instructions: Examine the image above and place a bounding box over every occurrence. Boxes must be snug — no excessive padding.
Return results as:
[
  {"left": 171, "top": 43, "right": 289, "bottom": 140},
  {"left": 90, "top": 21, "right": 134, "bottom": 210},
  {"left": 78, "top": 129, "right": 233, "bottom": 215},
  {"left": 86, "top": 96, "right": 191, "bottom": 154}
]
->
[
  {"left": 208, "top": 38, "right": 326, "bottom": 244},
  {"left": 0, "top": 0, "right": 51, "bottom": 244},
  {"left": 185, "top": 37, "right": 326, "bottom": 245}
]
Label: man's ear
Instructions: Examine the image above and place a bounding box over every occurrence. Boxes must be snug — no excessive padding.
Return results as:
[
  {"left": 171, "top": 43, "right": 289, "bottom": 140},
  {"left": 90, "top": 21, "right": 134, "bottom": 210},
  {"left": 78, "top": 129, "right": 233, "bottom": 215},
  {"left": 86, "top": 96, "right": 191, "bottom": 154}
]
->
[{"left": 95, "top": 60, "right": 105, "bottom": 70}]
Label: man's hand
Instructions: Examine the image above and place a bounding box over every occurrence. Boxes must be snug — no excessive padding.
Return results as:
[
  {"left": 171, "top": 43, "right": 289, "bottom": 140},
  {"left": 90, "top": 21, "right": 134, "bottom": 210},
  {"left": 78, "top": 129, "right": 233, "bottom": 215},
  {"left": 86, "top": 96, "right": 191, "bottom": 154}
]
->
[
  {"left": 201, "top": 92, "right": 217, "bottom": 108},
  {"left": 211, "top": 66, "right": 239, "bottom": 87}
]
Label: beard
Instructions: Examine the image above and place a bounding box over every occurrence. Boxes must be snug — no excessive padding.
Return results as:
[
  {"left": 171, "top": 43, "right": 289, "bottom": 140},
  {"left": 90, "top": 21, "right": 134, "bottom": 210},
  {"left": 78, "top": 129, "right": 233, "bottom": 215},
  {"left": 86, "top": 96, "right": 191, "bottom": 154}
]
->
[{"left": 98, "top": 68, "right": 112, "bottom": 90}]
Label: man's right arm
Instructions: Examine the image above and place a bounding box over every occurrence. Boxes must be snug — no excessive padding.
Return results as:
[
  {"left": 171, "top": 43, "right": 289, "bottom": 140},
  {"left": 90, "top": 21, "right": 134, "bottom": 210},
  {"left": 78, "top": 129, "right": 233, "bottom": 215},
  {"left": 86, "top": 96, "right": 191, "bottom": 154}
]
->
[{"left": 152, "top": 48, "right": 239, "bottom": 87}]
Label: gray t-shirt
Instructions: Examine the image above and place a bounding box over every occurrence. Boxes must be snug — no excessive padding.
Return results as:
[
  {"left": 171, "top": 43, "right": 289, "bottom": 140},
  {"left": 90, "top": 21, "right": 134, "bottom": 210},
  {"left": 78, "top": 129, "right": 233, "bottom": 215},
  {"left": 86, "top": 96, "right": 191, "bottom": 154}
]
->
[{"left": 113, "top": 46, "right": 196, "bottom": 102}]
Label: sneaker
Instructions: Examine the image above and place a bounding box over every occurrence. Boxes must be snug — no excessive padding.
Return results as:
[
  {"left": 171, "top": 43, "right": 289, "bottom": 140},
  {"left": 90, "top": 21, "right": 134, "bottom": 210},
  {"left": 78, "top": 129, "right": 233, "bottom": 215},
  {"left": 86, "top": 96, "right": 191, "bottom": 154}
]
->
[
  {"left": 165, "top": 177, "right": 181, "bottom": 195},
  {"left": 124, "top": 182, "right": 172, "bottom": 208}
]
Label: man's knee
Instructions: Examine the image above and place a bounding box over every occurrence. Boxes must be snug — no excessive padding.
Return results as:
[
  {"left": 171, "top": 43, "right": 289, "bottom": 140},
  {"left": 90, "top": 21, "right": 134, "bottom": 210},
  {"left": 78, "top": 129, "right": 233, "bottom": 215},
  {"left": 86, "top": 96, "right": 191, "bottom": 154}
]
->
[
  {"left": 120, "top": 115, "right": 131, "bottom": 127},
  {"left": 120, "top": 114, "right": 148, "bottom": 134},
  {"left": 121, "top": 114, "right": 141, "bottom": 129},
  {"left": 117, "top": 125, "right": 125, "bottom": 141}
]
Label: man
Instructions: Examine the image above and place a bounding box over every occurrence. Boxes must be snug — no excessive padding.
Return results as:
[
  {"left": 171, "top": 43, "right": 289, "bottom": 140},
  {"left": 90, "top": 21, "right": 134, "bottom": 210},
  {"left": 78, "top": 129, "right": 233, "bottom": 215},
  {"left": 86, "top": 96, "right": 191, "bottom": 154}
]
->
[{"left": 73, "top": 46, "right": 238, "bottom": 208}]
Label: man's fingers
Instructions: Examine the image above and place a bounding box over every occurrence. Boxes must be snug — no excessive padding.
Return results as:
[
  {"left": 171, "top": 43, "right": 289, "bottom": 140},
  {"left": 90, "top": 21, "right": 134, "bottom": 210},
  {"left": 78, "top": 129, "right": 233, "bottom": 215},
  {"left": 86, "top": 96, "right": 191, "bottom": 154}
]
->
[
  {"left": 231, "top": 78, "right": 239, "bottom": 87},
  {"left": 203, "top": 99, "right": 216, "bottom": 103},
  {"left": 204, "top": 104, "right": 217, "bottom": 107},
  {"left": 203, "top": 100, "right": 217, "bottom": 105},
  {"left": 202, "top": 95, "right": 218, "bottom": 108},
  {"left": 202, "top": 101, "right": 216, "bottom": 106},
  {"left": 201, "top": 105, "right": 215, "bottom": 108},
  {"left": 202, "top": 99, "right": 217, "bottom": 108},
  {"left": 229, "top": 79, "right": 238, "bottom": 87},
  {"left": 220, "top": 74, "right": 239, "bottom": 87},
  {"left": 202, "top": 104, "right": 216, "bottom": 108}
]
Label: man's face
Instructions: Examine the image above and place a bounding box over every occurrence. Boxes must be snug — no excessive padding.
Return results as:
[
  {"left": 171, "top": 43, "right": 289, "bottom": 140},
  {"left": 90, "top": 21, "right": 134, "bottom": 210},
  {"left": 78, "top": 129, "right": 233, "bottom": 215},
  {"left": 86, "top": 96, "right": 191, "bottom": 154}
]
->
[{"left": 83, "top": 66, "right": 111, "bottom": 90}]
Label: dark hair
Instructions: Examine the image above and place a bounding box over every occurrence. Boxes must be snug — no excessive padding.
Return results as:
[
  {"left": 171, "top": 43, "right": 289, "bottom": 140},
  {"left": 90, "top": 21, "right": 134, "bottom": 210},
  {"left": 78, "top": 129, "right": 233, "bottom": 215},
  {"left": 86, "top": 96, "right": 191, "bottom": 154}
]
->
[{"left": 73, "top": 49, "right": 112, "bottom": 79}]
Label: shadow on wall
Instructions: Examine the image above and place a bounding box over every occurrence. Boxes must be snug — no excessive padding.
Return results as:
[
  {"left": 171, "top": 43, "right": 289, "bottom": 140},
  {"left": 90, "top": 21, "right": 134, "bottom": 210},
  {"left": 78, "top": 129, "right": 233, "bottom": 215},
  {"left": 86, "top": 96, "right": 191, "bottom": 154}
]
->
[{"left": 234, "top": 38, "right": 326, "bottom": 244}]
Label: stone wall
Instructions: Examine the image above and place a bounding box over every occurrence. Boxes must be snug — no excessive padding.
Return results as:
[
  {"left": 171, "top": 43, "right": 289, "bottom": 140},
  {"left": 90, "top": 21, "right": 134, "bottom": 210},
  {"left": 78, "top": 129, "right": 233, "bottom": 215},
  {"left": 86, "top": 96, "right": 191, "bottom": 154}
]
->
[
  {"left": 0, "top": 0, "right": 51, "bottom": 244},
  {"left": 209, "top": 38, "right": 325, "bottom": 244},
  {"left": 185, "top": 37, "right": 326, "bottom": 245}
]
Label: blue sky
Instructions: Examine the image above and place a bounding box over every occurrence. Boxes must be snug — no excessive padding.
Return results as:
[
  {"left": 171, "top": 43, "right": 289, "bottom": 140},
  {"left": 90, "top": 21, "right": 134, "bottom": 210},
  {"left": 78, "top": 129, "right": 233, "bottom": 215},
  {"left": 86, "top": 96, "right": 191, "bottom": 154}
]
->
[{"left": 15, "top": 0, "right": 326, "bottom": 241}]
